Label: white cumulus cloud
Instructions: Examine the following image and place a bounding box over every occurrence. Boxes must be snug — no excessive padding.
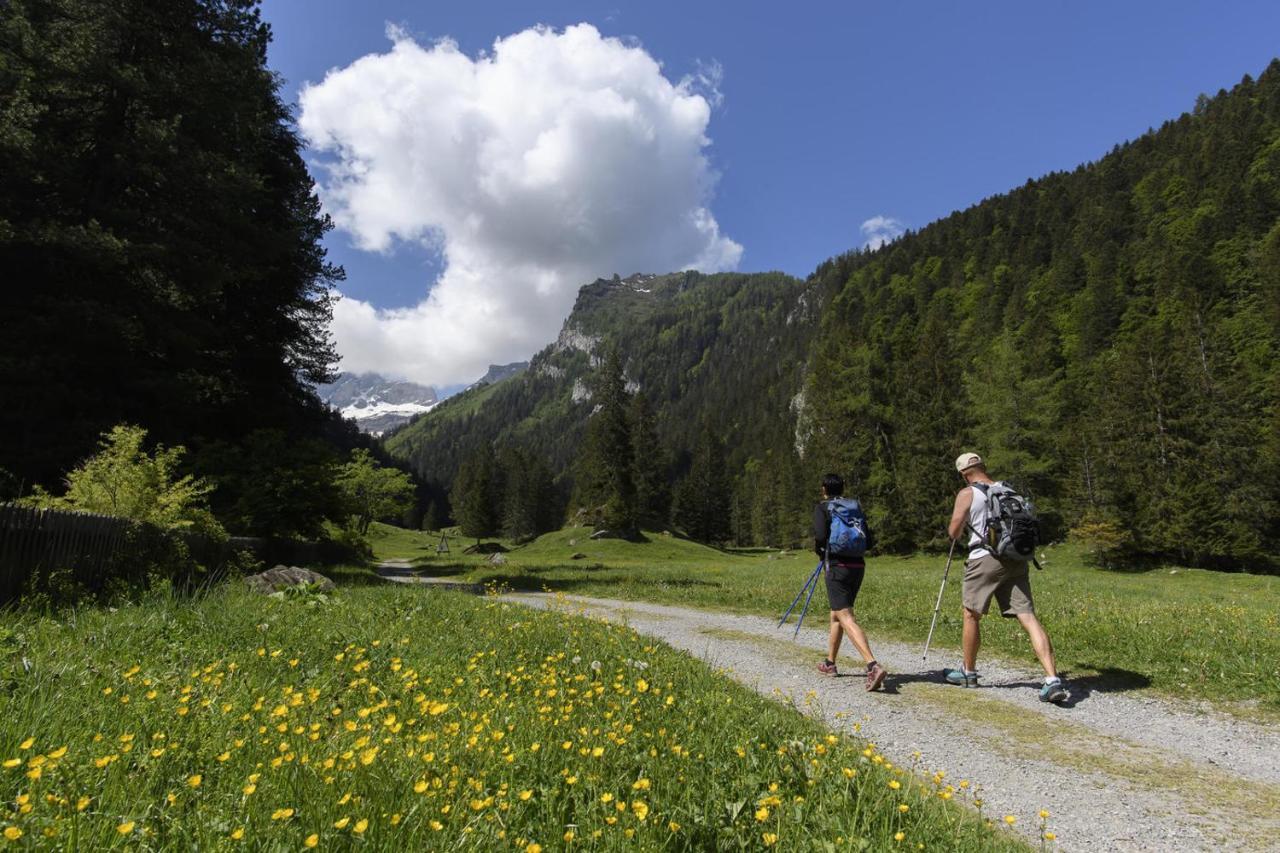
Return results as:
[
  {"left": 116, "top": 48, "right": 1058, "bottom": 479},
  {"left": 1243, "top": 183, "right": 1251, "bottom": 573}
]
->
[
  {"left": 299, "top": 23, "right": 742, "bottom": 387},
  {"left": 860, "top": 215, "right": 905, "bottom": 250}
]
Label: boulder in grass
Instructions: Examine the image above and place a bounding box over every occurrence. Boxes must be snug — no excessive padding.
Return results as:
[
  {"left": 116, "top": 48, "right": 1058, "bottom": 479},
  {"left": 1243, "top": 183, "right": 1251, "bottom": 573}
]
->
[
  {"left": 244, "top": 566, "right": 336, "bottom": 595},
  {"left": 487, "top": 552, "right": 507, "bottom": 565},
  {"left": 570, "top": 552, "right": 588, "bottom": 560}
]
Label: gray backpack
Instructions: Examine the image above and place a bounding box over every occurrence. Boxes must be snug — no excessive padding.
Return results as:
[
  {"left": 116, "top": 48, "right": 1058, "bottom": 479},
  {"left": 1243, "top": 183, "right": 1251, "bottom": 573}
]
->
[{"left": 974, "top": 482, "right": 1040, "bottom": 565}]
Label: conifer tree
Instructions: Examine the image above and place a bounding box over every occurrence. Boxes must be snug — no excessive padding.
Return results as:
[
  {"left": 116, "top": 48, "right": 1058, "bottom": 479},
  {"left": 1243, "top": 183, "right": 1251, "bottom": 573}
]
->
[
  {"left": 630, "top": 393, "right": 671, "bottom": 531},
  {"left": 672, "top": 422, "right": 730, "bottom": 544},
  {"left": 453, "top": 449, "right": 499, "bottom": 542},
  {"left": 575, "top": 346, "right": 637, "bottom": 534}
]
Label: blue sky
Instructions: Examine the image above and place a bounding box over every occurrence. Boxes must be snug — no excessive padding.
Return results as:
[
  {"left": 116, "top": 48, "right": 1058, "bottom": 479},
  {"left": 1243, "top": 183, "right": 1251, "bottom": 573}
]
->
[{"left": 260, "top": 0, "right": 1280, "bottom": 382}]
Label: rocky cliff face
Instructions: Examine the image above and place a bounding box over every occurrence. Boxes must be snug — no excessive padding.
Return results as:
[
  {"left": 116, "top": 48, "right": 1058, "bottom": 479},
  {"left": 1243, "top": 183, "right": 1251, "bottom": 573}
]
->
[{"left": 466, "top": 362, "right": 529, "bottom": 390}]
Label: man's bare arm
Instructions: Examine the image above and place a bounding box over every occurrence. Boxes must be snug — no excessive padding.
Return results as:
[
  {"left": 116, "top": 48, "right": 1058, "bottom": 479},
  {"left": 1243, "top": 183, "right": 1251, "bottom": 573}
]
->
[{"left": 948, "top": 487, "right": 972, "bottom": 541}]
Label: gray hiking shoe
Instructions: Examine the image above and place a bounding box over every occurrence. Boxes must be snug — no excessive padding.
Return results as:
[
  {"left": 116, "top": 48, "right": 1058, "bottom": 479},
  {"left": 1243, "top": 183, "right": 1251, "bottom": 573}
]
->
[
  {"left": 1039, "top": 679, "right": 1069, "bottom": 704},
  {"left": 865, "top": 661, "right": 887, "bottom": 692},
  {"left": 944, "top": 668, "right": 978, "bottom": 687}
]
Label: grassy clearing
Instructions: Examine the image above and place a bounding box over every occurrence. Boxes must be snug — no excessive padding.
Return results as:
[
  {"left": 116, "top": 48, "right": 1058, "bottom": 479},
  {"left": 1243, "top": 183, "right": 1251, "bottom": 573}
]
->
[
  {"left": 375, "top": 525, "right": 1280, "bottom": 717},
  {"left": 0, "top": 585, "right": 1024, "bottom": 850}
]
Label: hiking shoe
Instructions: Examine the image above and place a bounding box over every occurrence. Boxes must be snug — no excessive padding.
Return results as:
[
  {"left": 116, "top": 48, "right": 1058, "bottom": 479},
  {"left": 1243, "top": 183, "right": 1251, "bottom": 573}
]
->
[
  {"left": 944, "top": 668, "right": 979, "bottom": 688},
  {"left": 865, "top": 662, "right": 887, "bottom": 692},
  {"left": 817, "top": 659, "right": 838, "bottom": 677},
  {"left": 1039, "top": 679, "right": 1069, "bottom": 704}
]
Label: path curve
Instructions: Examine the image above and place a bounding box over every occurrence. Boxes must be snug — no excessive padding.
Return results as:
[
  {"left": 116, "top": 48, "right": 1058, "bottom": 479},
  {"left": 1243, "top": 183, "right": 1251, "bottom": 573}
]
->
[{"left": 504, "top": 591, "right": 1280, "bottom": 852}]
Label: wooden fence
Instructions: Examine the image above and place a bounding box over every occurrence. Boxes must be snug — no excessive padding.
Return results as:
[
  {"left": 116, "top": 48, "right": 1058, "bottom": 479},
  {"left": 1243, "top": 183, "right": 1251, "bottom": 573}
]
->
[
  {"left": 0, "top": 503, "right": 236, "bottom": 604},
  {"left": 0, "top": 504, "right": 136, "bottom": 604},
  {"left": 0, "top": 504, "right": 362, "bottom": 605}
]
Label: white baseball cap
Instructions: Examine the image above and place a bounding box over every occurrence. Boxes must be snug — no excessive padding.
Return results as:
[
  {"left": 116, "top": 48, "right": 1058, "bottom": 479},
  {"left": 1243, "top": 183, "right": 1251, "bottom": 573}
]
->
[{"left": 954, "top": 452, "right": 984, "bottom": 473}]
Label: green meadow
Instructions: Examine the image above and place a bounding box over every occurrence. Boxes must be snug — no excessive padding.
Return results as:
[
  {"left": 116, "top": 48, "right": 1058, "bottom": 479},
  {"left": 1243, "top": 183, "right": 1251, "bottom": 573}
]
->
[
  {"left": 0, "top": 585, "right": 1023, "bottom": 850},
  {"left": 369, "top": 524, "right": 1280, "bottom": 717}
]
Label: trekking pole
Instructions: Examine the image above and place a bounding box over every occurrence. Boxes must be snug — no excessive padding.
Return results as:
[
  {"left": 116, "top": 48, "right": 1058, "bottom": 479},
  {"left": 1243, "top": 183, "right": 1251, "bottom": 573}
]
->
[
  {"left": 777, "top": 562, "right": 822, "bottom": 629},
  {"left": 921, "top": 538, "right": 957, "bottom": 661},
  {"left": 793, "top": 558, "right": 824, "bottom": 639}
]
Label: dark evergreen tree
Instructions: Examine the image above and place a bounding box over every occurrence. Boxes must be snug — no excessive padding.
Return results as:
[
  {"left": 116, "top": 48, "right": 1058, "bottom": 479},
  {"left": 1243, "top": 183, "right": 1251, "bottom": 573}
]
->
[
  {"left": 574, "top": 346, "right": 637, "bottom": 533},
  {"left": 672, "top": 423, "right": 731, "bottom": 544},
  {"left": 0, "top": 0, "right": 342, "bottom": 530},
  {"left": 630, "top": 393, "right": 671, "bottom": 530},
  {"left": 453, "top": 449, "right": 499, "bottom": 542}
]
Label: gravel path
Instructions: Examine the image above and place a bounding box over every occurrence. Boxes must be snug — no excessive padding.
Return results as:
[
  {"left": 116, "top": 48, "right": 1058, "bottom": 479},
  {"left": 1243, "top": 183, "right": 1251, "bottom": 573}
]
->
[{"left": 506, "top": 592, "right": 1280, "bottom": 852}]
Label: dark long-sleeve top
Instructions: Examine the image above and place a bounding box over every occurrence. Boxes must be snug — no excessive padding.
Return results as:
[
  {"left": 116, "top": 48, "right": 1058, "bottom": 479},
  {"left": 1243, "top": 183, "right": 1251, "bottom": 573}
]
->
[{"left": 813, "top": 500, "right": 872, "bottom": 567}]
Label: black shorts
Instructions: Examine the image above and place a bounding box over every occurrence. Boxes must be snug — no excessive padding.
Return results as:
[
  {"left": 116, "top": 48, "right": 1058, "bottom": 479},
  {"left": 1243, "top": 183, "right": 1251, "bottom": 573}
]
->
[{"left": 824, "top": 562, "right": 865, "bottom": 611}]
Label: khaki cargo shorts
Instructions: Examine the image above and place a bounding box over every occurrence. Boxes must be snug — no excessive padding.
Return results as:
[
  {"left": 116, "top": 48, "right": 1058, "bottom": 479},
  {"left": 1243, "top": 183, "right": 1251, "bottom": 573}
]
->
[{"left": 963, "top": 553, "right": 1034, "bottom": 617}]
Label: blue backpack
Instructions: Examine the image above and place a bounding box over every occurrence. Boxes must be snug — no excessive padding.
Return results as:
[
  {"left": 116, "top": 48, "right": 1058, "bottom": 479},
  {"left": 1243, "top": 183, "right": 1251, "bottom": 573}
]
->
[{"left": 825, "top": 498, "right": 868, "bottom": 559}]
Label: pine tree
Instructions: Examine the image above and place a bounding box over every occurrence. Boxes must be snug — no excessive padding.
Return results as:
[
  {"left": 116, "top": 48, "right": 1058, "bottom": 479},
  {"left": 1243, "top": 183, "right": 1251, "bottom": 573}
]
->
[
  {"left": 453, "top": 449, "right": 499, "bottom": 542},
  {"left": 672, "top": 422, "right": 731, "bottom": 544},
  {"left": 0, "top": 0, "right": 342, "bottom": 527},
  {"left": 574, "top": 346, "right": 637, "bottom": 534},
  {"left": 630, "top": 393, "right": 671, "bottom": 531}
]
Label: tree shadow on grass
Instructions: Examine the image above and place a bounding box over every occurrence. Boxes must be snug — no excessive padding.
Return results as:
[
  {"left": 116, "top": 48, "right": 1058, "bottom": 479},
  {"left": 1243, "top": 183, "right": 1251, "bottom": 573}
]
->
[
  {"left": 464, "top": 572, "right": 722, "bottom": 596},
  {"left": 327, "top": 564, "right": 388, "bottom": 588}
]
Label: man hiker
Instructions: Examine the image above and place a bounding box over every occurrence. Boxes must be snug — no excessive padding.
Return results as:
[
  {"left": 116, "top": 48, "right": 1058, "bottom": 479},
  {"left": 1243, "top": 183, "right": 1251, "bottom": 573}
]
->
[
  {"left": 946, "top": 452, "right": 1068, "bottom": 703},
  {"left": 814, "top": 473, "right": 887, "bottom": 691}
]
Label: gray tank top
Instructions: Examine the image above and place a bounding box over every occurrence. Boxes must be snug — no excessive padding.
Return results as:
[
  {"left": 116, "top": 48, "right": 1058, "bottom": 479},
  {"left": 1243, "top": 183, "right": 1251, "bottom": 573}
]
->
[{"left": 967, "top": 484, "right": 991, "bottom": 559}]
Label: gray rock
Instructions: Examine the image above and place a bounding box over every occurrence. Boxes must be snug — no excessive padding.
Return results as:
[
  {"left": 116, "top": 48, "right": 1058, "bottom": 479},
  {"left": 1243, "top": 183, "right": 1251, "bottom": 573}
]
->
[
  {"left": 487, "top": 552, "right": 507, "bottom": 565},
  {"left": 244, "top": 566, "right": 336, "bottom": 595},
  {"left": 570, "top": 553, "right": 588, "bottom": 560},
  {"left": 589, "top": 529, "right": 610, "bottom": 540}
]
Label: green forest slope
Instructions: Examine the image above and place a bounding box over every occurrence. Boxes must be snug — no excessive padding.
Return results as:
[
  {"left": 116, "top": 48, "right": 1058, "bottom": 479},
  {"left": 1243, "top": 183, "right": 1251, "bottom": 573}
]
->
[
  {"left": 388, "top": 63, "right": 1280, "bottom": 571},
  {"left": 805, "top": 63, "right": 1280, "bottom": 567},
  {"left": 384, "top": 271, "right": 822, "bottom": 507}
]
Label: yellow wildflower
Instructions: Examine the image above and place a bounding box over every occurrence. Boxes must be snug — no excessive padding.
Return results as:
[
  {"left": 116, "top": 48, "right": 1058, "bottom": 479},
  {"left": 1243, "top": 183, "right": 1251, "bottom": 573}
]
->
[
  {"left": 519, "top": 790, "right": 533, "bottom": 801},
  {"left": 527, "top": 845, "right": 542, "bottom": 853},
  {"left": 19, "top": 738, "right": 34, "bottom": 750},
  {"left": 230, "top": 827, "right": 244, "bottom": 840},
  {"left": 1004, "top": 815, "right": 1017, "bottom": 826},
  {"left": 763, "top": 833, "right": 778, "bottom": 846},
  {"left": 117, "top": 821, "right": 136, "bottom": 834},
  {"left": 353, "top": 819, "right": 368, "bottom": 834},
  {"left": 4, "top": 827, "right": 22, "bottom": 841},
  {"left": 632, "top": 800, "right": 649, "bottom": 821},
  {"left": 272, "top": 808, "right": 294, "bottom": 821},
  {"left": 304, "top": 834, "right": 318, "bottom": 848},
  {"left": 755, "top": 806, "right": 769, "bottom": 822},
  {"left": 187, "top": 774, "right": 202, "bottom": 788},
  {"left": 333, "top": 817, "right": 349, "bottom": 829}
]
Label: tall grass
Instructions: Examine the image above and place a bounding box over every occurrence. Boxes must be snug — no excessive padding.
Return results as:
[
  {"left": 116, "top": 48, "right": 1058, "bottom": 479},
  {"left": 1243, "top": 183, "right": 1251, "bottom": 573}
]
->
[{"left": 0, "top": 585, "right": 1024, "bottom": 850}]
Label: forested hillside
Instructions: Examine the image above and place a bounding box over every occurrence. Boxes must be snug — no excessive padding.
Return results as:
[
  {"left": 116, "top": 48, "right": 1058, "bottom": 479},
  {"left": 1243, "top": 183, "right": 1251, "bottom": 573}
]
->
[
  {"left": 384, "top": 271, "right": 823, "bottom": 531},
  {"left": 393, "top": 63, "right": 1280, "bottom": 571},
  {"left": 805, "top": 63, "right": 1280, "bottom": 568}
]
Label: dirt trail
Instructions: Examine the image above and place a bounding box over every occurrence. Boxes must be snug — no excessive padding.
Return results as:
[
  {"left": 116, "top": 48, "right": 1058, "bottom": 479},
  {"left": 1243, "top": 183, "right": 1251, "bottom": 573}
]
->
[{"left": 504, "top": 592, "right": 1280, "bottom": 852}]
